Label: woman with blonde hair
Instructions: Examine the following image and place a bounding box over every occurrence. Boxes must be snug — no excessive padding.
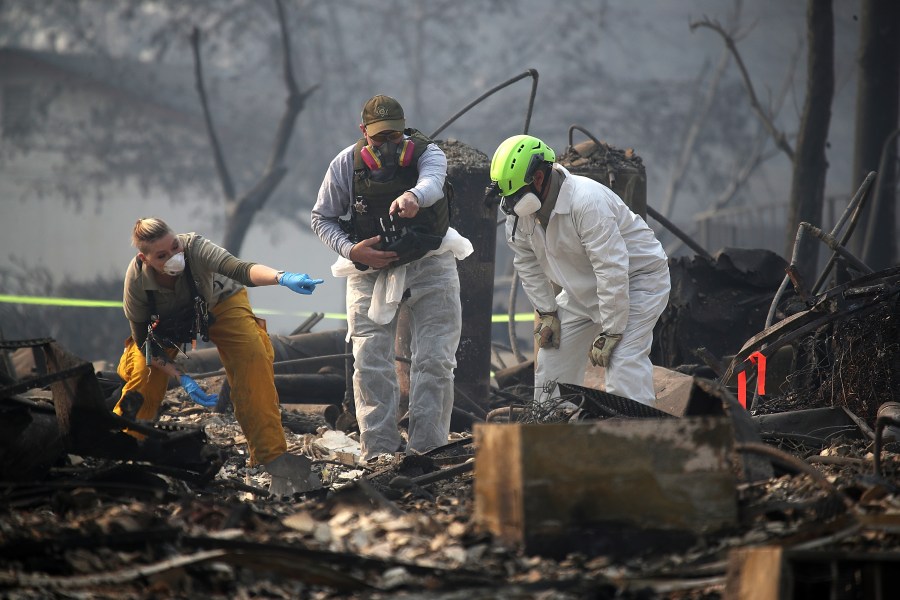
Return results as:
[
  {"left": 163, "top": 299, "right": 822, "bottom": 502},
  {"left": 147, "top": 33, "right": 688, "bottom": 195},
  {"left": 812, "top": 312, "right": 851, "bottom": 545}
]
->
[{"left": 116, "top": 217, "right": 324, "bottom": 495}]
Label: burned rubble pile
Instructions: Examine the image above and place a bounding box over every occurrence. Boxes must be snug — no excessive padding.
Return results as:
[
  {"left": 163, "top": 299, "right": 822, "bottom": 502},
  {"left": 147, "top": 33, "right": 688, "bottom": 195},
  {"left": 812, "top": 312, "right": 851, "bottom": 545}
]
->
[
  {"left": 2, "top": 256, "right": 900, "bottom": 599},
  {"left": 556, "top": 137, "right": 645, "bottom": 174},
  {"left": 436, "top": 138, "right": 490, "bottom": 169}
]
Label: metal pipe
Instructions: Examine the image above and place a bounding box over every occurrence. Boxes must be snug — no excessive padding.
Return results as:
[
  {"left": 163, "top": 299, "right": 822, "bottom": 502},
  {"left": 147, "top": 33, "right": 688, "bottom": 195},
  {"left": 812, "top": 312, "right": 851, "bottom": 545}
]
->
[
  {"left": 802, "top": 222, "right": 873, "bottom": 275},
  {"left": 811, "top": 171, "right": 877, "bottom": 294},
  {"left": 567, "top": 124, "right": 605, "bottom": 151},
  {"left": 429, "top": 69, "right": 539, "bottom": 139},
  {"left": 874, "top": 402, "right": 900, "bottom": 477},
  {"left": 765, "top": 218, "right": 873, "bottom": 331},
  {"left": 646, "top": 205, "right": 713, "bottom": 260},
  {"left": 290, "top": 312, "right": 324, "bottom": 335}
]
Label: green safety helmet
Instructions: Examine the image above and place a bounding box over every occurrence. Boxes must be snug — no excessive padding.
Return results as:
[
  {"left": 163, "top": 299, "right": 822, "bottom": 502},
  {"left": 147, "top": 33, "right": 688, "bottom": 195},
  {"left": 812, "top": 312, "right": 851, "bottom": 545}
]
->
[{"left": 490, "top": 134, "right": 556, "bottom": 197}]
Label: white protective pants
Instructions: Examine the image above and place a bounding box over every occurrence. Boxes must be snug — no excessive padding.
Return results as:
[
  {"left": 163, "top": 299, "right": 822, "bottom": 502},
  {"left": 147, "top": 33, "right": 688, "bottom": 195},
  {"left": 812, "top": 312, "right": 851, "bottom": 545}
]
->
[
  {"left": 347, "top": 252, "right": 461, "bottom": 459},
  {"left": 535, "top": 264, "right": 671, "bottom": 406}
]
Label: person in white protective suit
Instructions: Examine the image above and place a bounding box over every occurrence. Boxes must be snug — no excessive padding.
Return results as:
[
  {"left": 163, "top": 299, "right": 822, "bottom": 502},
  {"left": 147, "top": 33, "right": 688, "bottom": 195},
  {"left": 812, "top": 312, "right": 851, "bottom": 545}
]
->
[
  {"left": 489, "top": 134, "right": 670, "bottom": 407},
  {"left": 311, "top": 95, "right": 473, "bottom": 461}
]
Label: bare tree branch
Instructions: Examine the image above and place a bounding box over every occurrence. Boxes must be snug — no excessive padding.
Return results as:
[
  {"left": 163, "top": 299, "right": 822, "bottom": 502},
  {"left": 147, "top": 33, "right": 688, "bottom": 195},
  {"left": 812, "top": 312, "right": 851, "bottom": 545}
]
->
[
  {"left": 659, "top": 50, "right": 730, "bottom": 218},
  {"left": 663, "top": 126, "right": 776, "bottom": 257},
  {"left": 707, "top": 38, "right": 799, "bottom": 216},
  {"left": 190, "top": 26, "right": 236, "bottom": 202},
  {"left": 663, "top": 22, "right": 801, "bottom": 257},
  {"left": 232, "top": 167, "right": 288, "bottom": 224},
  {"left": 659, "top": 0, "right": 745, "bottom": 219},
  {"left": 691, "top": 17, "right": 795, "bottom": 160}
]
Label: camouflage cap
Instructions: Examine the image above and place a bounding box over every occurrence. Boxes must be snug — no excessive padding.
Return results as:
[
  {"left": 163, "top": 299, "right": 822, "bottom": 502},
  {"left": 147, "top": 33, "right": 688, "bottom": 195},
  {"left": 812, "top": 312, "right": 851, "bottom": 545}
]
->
[{"left": 361, "top": 95, "right": 406, "bottom": 135}]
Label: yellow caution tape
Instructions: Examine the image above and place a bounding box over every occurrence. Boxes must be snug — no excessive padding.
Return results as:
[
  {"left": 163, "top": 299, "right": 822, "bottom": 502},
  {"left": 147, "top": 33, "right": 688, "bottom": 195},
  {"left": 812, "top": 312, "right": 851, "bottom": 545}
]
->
[
  {"left": 0, "top": 294, "right": 536, "bottom": 322},
  {"left": 0, "top": 294, "right": 122, "bottom": 308}
]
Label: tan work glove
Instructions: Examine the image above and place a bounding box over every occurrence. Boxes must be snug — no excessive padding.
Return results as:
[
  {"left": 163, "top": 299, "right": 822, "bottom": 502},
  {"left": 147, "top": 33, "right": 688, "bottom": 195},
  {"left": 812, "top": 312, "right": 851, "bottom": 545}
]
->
[
  {"left": 534, "top": 311, "right": 561, "bottom": 349},
  {"left": 589, "top": 333, "right": 623, "bottom": 367}
]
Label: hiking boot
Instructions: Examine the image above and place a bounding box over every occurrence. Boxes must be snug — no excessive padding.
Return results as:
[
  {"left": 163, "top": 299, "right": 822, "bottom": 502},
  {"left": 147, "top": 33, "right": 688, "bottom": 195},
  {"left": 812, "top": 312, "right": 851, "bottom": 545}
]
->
[{"left": 264, "top": 453, "right": 322, "bottom": 497}]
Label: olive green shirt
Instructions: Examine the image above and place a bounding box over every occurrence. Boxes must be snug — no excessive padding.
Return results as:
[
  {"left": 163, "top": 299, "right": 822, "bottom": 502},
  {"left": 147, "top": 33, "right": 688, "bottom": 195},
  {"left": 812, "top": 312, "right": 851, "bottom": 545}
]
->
[{"left": 123, "top": 233, "right": 256, "bottom": 346}]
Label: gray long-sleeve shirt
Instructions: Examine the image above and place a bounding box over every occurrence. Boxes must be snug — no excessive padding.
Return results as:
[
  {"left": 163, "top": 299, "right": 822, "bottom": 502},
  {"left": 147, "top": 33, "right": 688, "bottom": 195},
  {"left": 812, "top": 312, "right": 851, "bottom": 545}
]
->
[{"left": 311, "top": 139, "right": 448, "bottom": 258}]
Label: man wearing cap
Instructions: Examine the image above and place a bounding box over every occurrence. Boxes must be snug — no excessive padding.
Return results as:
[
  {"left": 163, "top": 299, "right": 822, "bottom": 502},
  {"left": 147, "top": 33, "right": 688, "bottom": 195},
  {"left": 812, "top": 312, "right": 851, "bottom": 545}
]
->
[{"left": 311, "top": 95, "right": 472, "bottom": 462}]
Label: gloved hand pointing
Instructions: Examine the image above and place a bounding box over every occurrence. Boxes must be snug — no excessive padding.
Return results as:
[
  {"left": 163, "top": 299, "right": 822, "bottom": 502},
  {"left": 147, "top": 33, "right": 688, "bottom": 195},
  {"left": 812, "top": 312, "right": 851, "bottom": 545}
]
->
[
  {"left": 534, "top": 311, "right": 561, "bottom": 349},
  {"left": 589, "top": 333, "right": 623, "bottom": 368},
  {"left": 278, "top": 272, "right": 324, "bottom": 295},
  {"left": 179, "top": 374, "right": 218, "bottom": 408}
]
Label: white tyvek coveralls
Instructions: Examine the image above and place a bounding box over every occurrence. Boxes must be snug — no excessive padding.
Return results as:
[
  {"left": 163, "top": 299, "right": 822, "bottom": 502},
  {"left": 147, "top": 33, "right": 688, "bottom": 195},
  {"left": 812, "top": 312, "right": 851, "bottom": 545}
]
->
[
  {"left": 506, "top": 165, "right": 670, "bottom": 405},
  {"left": 346, "top": 252, "right": 461, "bottom": 458}
]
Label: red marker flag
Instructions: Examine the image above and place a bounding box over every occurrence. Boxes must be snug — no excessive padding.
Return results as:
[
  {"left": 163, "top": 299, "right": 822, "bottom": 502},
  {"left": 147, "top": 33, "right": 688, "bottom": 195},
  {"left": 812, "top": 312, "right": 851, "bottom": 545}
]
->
[{"left": 737, "top": 351, "right": 766, "bottom": 409}]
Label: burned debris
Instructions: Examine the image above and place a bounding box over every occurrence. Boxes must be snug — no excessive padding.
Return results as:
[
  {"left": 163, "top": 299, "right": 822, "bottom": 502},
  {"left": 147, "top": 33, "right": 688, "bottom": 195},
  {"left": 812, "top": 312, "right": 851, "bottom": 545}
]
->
[{"left": 3, "top": 265, "right": 898, "bottom": 599}]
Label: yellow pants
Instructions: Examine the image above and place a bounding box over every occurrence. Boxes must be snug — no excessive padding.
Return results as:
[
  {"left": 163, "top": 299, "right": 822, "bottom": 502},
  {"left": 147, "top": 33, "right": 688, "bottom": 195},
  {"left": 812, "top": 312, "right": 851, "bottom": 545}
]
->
[{"left": 114, "top": 288, "right": 286, "bottom": 465}]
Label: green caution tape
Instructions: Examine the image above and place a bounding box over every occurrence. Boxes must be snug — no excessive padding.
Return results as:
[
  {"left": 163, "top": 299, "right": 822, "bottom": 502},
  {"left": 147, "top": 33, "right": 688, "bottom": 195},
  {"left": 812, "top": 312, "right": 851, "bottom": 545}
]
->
[
  {"left": 0, "top": 294, "right": 536, "bottom": 322},
  {"left": 0, "top": 294, "right": 122, "bottom": 308}
]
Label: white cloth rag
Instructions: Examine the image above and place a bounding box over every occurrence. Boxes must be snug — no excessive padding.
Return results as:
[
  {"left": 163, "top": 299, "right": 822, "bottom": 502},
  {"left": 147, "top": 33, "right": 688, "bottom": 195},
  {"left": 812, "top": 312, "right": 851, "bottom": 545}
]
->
[{"left": 331, "top": 227, "right": 473, "bottom": 325}]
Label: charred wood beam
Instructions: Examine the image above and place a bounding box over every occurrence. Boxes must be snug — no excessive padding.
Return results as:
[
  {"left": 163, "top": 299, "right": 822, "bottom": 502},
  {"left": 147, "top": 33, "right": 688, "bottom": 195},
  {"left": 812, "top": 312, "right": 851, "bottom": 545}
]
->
[
  {"left": 390, "top": 460, "right": 473, "bottom": 491},
  {"left": 183, "top": 535, "right": 494, "bottom": 590},
  {"left": 273, "top": 373, "right": 345, "bottom": 401},
  {"left": 451, "top": 384, "right": 488, "bottom": 421},
  {"left": 2, "top": 549, "right": 227, "bottom": 590},
  {"left": 0, "top": 527, "right": 182, "bottom": 564},
  {"left": 693, "top": 346, "right": 727, "bottom": 378}
]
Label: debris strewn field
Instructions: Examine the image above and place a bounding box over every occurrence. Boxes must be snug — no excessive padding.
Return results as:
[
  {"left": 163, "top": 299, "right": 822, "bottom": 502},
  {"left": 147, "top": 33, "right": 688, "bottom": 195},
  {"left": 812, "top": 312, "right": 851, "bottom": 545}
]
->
[{"left": 2, "top": 265, "right": 898, "bottom": 599}]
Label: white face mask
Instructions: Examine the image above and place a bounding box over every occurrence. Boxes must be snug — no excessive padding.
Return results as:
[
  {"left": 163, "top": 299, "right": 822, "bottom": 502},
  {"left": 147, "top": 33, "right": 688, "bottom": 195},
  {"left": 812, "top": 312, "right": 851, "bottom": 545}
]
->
[
  {"left": 162, "top": 252, "right": 185, "bottom": 275},
  {"left": 513, "top": 192, "right": 542, "bottom": 217}
]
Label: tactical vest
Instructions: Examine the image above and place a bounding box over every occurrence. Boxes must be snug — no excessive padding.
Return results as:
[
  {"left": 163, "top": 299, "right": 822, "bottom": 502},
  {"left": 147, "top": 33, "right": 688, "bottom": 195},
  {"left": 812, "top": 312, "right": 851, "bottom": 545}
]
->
[
  {"left": 351, "top": 129, "right": 450, "bottom": 267},
  {"left": 137, "top": 248, "right": 213, "bottom": 353}
]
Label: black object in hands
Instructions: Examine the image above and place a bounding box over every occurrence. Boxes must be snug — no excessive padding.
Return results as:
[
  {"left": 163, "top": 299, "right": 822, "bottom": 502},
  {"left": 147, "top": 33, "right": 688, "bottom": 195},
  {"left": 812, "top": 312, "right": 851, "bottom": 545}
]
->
[{"left": 378, "top": 216, "right": 441, "bottom": 254}]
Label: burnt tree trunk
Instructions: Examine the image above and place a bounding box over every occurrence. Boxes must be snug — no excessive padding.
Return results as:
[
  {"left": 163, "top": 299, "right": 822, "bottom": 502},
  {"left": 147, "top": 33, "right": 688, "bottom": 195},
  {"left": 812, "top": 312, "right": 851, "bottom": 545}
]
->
[
  {"left": 850, "top": 0, "right": 900, "bottom": 269},
  {"left": 784, "top": 0, "right": 834, "bottom": 277}
]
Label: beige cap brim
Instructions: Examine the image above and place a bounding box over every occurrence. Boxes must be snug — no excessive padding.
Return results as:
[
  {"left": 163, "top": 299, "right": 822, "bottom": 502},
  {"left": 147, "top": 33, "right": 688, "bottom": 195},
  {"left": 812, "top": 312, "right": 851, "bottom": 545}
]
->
[{"left": 366, "top": 118, "right": 405, "bottom": 135}]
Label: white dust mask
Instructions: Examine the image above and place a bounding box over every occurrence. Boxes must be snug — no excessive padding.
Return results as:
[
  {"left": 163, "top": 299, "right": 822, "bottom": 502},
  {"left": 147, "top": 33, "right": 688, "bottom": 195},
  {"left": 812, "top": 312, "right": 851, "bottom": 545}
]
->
[
  {"left": 513, "top": 192, "right": 541, "bottom": 217},
  {"left": 162, "top": 252, "right": 185, "bottom": 275}
]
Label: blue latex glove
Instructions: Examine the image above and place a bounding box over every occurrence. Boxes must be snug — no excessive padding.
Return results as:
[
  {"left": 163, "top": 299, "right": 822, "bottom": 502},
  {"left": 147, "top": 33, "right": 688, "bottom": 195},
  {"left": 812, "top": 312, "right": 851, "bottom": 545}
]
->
[
  {"left": 179, "top": 374, "right": 218, "bottom": 408},
  {"left": 279, "top": 272, "right": 324, "bottom": 295}
]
